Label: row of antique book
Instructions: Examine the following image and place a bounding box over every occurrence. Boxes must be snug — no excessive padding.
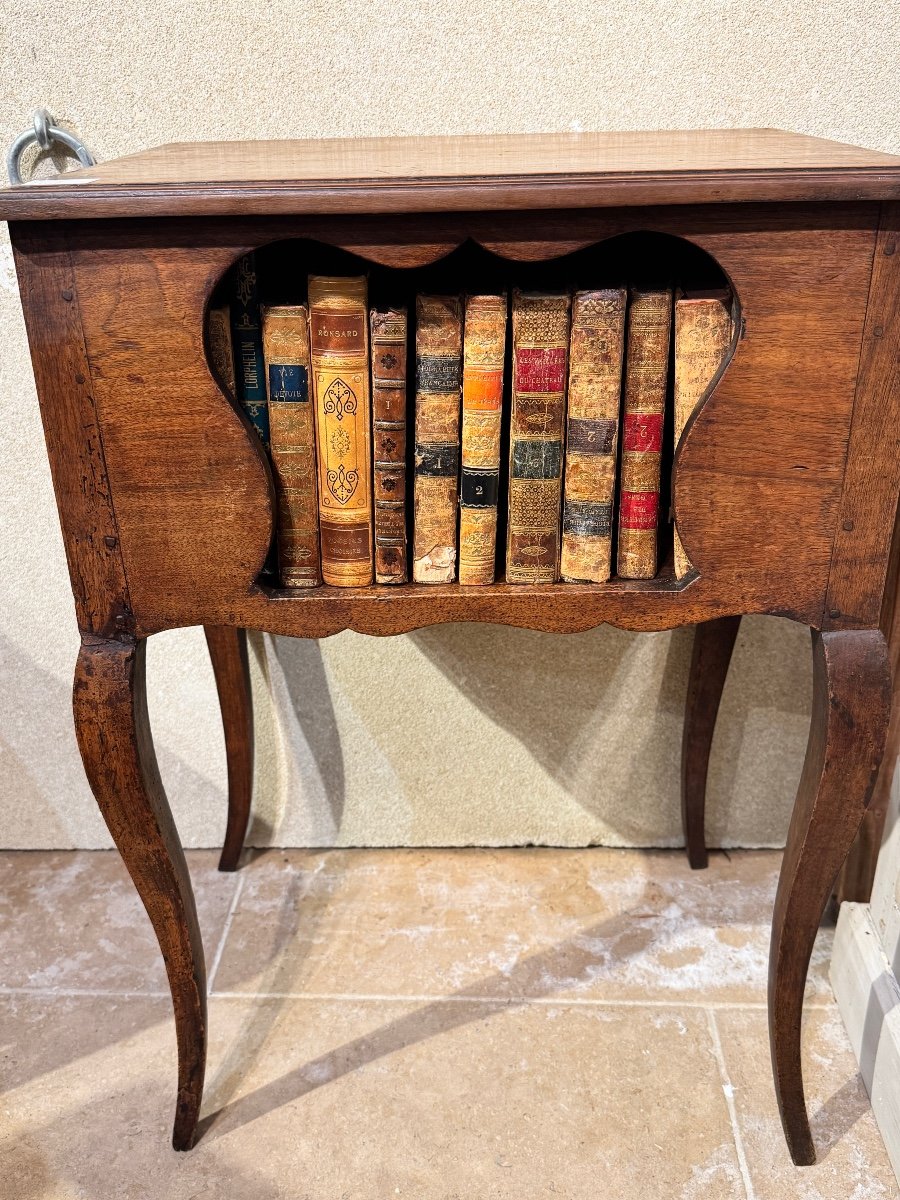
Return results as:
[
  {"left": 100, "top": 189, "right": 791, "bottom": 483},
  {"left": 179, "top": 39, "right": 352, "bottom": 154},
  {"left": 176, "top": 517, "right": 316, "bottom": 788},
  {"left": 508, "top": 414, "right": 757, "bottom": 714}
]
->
[{"left": 208, "top": 253, "right": 735, "bottom": 588}]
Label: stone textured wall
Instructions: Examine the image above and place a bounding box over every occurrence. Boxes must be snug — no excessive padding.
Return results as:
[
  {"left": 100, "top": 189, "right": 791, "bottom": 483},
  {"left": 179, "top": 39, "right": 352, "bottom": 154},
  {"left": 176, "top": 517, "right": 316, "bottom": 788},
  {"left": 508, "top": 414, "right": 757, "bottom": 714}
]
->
[{"left": 1, "top": 1, "right": 896, "bottom": 849}]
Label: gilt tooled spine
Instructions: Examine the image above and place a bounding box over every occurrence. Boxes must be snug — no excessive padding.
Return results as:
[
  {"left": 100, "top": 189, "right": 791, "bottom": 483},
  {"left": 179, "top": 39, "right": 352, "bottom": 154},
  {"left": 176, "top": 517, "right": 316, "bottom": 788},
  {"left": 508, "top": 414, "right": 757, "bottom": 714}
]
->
[
  {"left": 673, "top": 293, "right": 733, "bottom": 580},
  {"left": 309, "top": 276, "right": 373, "bottom": 587},
  {"left": 208, "top": 304, "right": 236, "bottom": 396},
  {"left": 230, "top": 253, "right": 270, "bottom": 448},
  {"left": 413, "top": 295, "right": 463, "bottom": 583},
  {"left": 560, "top": 288, "right": 627, "bottom": 584},
  {"left": 616, "top": 287, "right": 673, "bottom": 580},
  {"left": 370, "top": 306, "right": 409, "bottom": 584},
  {"left": 262, "top": 305, "right": 321, "bottom": 588},
  {"left": 506, "top": 291, "right": 571, "bottom": 584},
  {"left": 459, "top": 294, "right": 507, "bottom": 585}
]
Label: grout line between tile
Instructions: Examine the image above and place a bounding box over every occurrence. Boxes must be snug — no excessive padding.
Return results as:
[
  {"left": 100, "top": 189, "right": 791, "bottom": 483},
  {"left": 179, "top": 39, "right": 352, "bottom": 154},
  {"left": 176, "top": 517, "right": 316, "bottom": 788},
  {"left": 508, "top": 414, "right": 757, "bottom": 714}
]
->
[
  {"left": 206, "top": 871, "right": 246, "bottom": 994},
  {"left": 706, "top": 1007, "right": 756, "bottom": 1200},
  {"left": 206, "top": 990, "right": 836, "bottom": 1012},
  {"left": 0, "top": 986, "right": 172, "bottom": 999}
]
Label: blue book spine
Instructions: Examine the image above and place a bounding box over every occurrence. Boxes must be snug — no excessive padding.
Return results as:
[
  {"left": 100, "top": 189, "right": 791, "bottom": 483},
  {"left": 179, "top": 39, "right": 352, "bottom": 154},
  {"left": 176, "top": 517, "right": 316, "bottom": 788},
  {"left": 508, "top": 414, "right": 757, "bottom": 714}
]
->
[{"left": 230, "top": 252, "right": 271, "bottom": 448}]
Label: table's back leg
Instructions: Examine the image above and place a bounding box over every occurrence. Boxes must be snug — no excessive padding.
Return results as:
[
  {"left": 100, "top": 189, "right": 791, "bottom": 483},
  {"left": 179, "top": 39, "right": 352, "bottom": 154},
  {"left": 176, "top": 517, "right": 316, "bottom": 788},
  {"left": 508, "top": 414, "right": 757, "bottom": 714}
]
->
[
  {"left": 769, "top": 627, "right": 890, "bottom": 1165},
  {"left": 73, "top": 634, "right": 207, "bottom": 1150},
  {"left": 204, "top": 626, "right": 254, "bottom": 872},
  {"left": 681, "top": 616, "right": 742, "bottom": 869},
  {"left": 835, "top": 556, "right": 900, "bottom": 904}
]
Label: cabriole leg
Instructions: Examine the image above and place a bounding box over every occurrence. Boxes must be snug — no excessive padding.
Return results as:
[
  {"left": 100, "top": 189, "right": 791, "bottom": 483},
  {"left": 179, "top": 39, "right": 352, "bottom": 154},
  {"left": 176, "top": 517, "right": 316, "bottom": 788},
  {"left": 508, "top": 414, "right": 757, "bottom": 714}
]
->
[
  {"left": 72, "top": 634, "right": 207, "bottom": 1150},
  {"left": 204, "top": 626, "right": 254, "bottom": 872},
  {"left": 681, "top": 616, "right": 742, "bottom": 869},
  {"left": 769, "top": 627, "right": 890, "bottom": 1165}
]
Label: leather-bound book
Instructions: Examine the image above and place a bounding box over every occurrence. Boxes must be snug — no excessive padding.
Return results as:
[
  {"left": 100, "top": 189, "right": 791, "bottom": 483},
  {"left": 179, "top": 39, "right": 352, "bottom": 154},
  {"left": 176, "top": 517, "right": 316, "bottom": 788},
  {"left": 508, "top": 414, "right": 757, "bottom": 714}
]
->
[
  {"left": 370, "top": 306, "right": 409, "bottom": 584},
  {"left": 308, "top": 276, "right": 374, "bottom": 587},
  {"left": 229, "top": 252, "right": 270, "bottom": 448},
  {"left": 616, "top": 287, "right": 673, "bottom": 579},
  {"left": 459, "top": 293, "right": 507, "bottom": 585},
  {"left": 560, "top": 288, "right": 627, "bottom": 583},
  {"left": 413, "top": 295, "right": 463, "bottom": 583},
  {"left": 673, "top": 291, "right": 733, "bottom": 579},
  {"left": 262, "top": 305, "right": 321, "bottom": 587},
  {"left": 506, "top": 291, "right": 571, "bottom": 584},
  {"left": 208, "top": 304, "right": 236, "bottom": 395}
]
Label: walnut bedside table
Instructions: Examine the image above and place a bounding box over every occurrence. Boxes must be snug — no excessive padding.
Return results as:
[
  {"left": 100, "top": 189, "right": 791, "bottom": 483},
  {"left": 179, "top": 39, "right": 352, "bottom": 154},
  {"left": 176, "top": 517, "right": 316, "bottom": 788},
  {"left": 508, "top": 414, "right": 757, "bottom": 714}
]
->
[{"left": 2, "top": 128, "right": 899, "bottom": 1165}]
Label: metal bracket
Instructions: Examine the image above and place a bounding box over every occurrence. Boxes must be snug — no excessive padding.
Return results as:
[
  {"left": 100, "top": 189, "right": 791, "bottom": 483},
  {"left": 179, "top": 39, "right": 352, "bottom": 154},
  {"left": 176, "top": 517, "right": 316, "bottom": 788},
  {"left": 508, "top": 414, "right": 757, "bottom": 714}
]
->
[{"left": 7, "top": 108, "right": 95, "bottom": 185}]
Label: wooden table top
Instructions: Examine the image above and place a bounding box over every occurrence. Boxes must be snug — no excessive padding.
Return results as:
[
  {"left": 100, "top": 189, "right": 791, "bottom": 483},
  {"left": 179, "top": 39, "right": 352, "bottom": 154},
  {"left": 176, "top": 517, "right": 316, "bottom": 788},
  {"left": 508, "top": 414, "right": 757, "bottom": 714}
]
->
[{"left": 3, "top": 128, "right": 900, "bottom": 220}]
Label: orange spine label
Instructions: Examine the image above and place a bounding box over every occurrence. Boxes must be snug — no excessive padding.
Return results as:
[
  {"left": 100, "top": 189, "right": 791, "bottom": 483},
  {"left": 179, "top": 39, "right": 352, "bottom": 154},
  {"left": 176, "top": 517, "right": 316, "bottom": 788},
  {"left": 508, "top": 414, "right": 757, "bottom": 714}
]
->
[
  {"left": 309, "top": 276, "right": 373, "bottom": 587},
  {"left": 371, "top": 306, "right": 408, "bottom": 584},
  {"left": 262, "top": 305, "right": 321, "bottom": 587},
  {"left": 560, "top": 288, "right": 627, "bottom": 583},
  {"left": 413, "top": 295, "right": 462, "bottom": 583},
  {"left": 506, "top": 291, "right": 571, "bottom": 584},
  {"left": 616, "top": 288, "right": 672, "bottom": 580},
  {"left": 459, "top": 294, "right": 506, "bottom": 586},
  {"left": 673, "top": 294, "right": 733, "bottom": 579}
]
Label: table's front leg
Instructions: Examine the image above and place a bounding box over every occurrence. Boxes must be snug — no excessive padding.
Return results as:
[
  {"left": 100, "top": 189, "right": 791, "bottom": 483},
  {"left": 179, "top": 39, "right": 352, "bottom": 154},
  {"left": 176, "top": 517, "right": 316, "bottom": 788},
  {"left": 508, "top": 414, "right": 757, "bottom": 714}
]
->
[
  {"left": 72, "top": 633, "right": 207, "bottom": 1150},
  {"left": 769, "top": 627, "right": 890, "bottom": 1164}
]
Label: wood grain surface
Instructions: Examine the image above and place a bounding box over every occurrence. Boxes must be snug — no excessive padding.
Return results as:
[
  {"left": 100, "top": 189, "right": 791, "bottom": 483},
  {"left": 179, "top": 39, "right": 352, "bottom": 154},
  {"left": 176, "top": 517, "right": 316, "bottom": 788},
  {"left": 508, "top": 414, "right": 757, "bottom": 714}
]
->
[
  {"left": 3, "top": 129, "right": 900, "bottom": 220},
  {"left": 25, "top": 202, "right": 878, "bottom": 639},
  {"left": 11, "top": 138, "right": 900, "bottom": 1161},
  {"left": 769, "top": 628, "right": 891, "bottom": 1164},
  {"left": 73, "top": 636, "right": 207, "bottom": 1149},
  {"left": 204, "top": 626, "right": 254, "bottom": 872}
]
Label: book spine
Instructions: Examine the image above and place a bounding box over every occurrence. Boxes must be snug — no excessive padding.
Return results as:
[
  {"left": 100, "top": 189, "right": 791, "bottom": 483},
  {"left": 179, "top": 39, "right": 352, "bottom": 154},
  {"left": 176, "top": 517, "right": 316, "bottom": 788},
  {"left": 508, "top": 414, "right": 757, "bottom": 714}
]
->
[
  {"left": 230, "top": 252, "right": 270, "bottom": 448},
  {"left": 308, "top": 276, "right": 374, "bottom": 587},
  {"left": 413, "top": 295, "right": 463, "bottom": 583},
  {"left": 560, "top": 288, "right": 627, "bottom": 583},
  {"left": 262, "top": 305, "right": 321, "bottom": 587},
  {"left": 459, "top": 294, "right": 507, "bottom": 585},
  {"left": 673, "top": 295, "right": 733, "bottom": 579},
  {"left": 208, "top": 304, "right": 236, "bottom": 395},
  {"left": 506, "top": 291, "right": 571, "bottom": 584},
  {"left": 370, "top": 306, "right": 409, "bottom": 584},
  {"left": 616, "top": 288, "right": 673, "bottom": 579}
]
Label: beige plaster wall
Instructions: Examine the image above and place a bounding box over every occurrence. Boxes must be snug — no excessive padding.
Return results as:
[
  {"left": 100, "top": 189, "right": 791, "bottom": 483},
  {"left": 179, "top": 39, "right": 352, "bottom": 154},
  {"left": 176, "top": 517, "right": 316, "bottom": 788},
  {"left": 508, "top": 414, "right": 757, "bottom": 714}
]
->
[{"left": 1, "top": 1, "right": 896, "bottom": 850}]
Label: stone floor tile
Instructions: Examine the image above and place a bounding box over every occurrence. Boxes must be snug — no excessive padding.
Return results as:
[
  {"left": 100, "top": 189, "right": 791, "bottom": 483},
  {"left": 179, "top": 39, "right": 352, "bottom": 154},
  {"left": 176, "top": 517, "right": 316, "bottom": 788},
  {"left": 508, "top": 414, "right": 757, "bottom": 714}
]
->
[
  {"left": 0, "top": 850, "right": 238, "bottom": 994},
  {"left": 714, "top": 1006, "right": 897, "bottom": 1198},
  {"left": 212, "top": 847, "right": 832, "bottom": 1005},
  {"left": 1, "top": 993, "right": 744, "bottom": 1199}
]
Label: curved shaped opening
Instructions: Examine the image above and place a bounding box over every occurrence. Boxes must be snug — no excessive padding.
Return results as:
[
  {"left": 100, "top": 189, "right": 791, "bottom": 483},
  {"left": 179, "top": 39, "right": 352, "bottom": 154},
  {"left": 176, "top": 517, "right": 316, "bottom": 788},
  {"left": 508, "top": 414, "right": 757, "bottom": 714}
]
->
[{"left": 206, "top": 231, "right": 738, "bottom": 590}]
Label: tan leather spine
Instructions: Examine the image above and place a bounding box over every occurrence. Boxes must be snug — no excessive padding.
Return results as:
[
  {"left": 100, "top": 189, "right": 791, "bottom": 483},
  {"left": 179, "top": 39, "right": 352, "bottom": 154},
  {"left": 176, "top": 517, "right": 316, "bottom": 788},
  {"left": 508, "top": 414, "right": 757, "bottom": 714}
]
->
[
  {"left": 370, "top": 306, "right": 408, "bottom": 584},
  {"left": 459, "top": 294, "right": 507, "bottom": 585},
  {"left": 208, "top": 304, "right": 236, "bottom": 396},
  {"left": 262, "top": 304, "right": 321, "bottom": 587},
  {"left": 506, "top": 291, "right": 571, "bottom": 584},
  {"left": 560, "top": 288, "right": 627, "bottom": 583},
  {"left": 673, "top": 293, "right": 733, "bottom": 579},
  {"left": 616, "top": 287, "right": 673, "bottom": 579},
  {"left": 413, "top": 295, "right": 463, "bottom": 583},
  {"left": 308, "top": 276, "right": 373, "bottom": 587}
]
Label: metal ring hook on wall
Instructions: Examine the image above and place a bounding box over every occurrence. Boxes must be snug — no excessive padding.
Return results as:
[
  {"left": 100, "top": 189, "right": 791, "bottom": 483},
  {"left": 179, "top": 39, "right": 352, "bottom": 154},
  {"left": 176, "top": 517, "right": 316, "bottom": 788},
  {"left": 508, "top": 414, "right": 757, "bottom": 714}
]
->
[{"left": 6, "top": 108, "right": 95, "bottom": 185}]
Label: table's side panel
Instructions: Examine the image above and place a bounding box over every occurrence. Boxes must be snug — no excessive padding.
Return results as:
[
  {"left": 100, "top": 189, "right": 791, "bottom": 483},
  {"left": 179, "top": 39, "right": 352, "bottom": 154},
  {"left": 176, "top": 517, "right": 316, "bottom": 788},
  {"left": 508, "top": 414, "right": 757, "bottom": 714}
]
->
[
  {"left": 824, "top": 202, "right": 900, "bottom": 629},
  {"left": 10, "top": 223, "right": 132, "bottom": 638},
  {"left": 674, "top": 212, "right": 877, "bottom": 624},
  {"left": 68, "top": 231, "right": 274, "bottom": 623}
]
